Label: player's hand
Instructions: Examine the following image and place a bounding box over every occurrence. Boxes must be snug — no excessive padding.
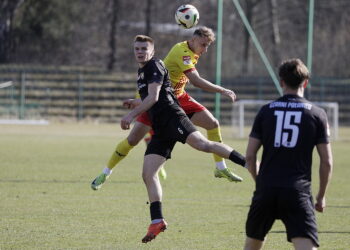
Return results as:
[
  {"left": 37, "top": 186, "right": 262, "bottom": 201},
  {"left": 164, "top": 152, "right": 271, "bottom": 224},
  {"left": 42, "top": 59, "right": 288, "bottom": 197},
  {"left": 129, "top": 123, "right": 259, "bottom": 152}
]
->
[
  {"left": 221, "top": 88, "right": 236, "bottom": 102},
  {"left": 123, "top": 99, "right": 136, "bottom": 109},
  {"left": 315, "top": 194, "right": 326, "bottom": 213},
  {"left": 120, "top": 114, "right": 134, "bottom": 130}
]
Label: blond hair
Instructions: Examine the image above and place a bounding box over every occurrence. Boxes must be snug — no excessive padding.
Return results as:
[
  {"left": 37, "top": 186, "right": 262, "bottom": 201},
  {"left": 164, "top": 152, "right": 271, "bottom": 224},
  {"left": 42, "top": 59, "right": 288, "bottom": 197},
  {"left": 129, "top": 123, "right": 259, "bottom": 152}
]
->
[
  {"left": 134, "top": 35, "right": 154, "bottom": 45},
  {"left": 193, "top": 26, "right": 215, "bottom": 42}
]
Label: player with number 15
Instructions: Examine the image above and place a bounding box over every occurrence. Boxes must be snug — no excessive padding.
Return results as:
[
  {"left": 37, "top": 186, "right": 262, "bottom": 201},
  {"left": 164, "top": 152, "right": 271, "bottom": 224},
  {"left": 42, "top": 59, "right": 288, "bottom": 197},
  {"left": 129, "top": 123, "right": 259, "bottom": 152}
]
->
[{"left": 243, "top": 58, "right": 333, "bottom": 250}]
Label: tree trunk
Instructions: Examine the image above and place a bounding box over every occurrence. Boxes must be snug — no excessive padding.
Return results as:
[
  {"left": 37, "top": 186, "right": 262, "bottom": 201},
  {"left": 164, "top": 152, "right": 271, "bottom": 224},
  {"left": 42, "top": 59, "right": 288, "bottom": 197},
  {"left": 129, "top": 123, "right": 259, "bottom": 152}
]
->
[
  {"left": 145, "top": 0, "right": 152, "bottom": 36},
  {"left": 0, "top": 0, "right": 25, "bottom": 63},
  {"left": 269, "top": 0, "right": 281, "bottom": 67},
  {"left": 107, "top": 0, "right": 119, "bottom": 71},
  {"left": 242, "top": 1, "right": 253, "bottom": 75},
  {"left": 241, "top": 0, "right": 261, "bottom": 75}
]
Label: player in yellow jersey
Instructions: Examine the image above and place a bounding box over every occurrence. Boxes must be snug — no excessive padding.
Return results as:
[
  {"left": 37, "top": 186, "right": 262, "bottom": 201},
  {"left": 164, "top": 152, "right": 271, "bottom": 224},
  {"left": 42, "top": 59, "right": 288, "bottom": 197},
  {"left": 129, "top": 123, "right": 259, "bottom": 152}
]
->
[{"left": 91, "top": 26, "right": 244, "bottom": 190}]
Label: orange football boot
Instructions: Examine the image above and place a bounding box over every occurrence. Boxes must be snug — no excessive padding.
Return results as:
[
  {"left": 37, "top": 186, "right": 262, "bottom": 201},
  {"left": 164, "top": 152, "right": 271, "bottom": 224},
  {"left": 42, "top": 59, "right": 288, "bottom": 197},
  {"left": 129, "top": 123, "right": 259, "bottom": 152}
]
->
[{"left": 141, "top": 220, "right": 167, "bottom": 243}]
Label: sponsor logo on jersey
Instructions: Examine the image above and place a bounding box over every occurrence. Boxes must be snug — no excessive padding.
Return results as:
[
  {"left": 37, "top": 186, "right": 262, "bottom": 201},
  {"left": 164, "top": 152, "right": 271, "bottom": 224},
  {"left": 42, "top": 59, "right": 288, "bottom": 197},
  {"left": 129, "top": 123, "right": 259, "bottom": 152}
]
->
[
  {"left": 182, "top": 56, "right": 191, "bottom": 65},
  {"left": 138, "top": 83, "right": 146, "bottom": 90}
]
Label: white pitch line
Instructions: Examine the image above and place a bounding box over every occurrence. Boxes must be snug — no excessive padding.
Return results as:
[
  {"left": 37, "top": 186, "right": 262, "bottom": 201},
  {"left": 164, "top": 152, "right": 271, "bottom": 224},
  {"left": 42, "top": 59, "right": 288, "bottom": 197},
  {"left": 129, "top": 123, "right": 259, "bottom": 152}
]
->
[{"left": 0, "top": 81, "right": 13, "bottom": 89}]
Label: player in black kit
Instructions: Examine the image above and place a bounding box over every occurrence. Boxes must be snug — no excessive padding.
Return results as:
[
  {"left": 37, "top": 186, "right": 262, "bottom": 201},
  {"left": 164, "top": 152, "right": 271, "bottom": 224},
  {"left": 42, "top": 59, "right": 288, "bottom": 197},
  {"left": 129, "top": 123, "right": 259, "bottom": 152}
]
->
[
  {"left": 243, "top": 58, "right": 333, "bottom": 250},
  {"left": 120, "top": 35, "right": 247, "bottom": 243}
]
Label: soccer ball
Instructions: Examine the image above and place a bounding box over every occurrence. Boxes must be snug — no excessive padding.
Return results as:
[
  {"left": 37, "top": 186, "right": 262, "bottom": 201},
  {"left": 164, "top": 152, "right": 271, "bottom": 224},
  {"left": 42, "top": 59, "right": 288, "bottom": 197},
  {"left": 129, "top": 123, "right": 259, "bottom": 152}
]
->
[{"left": 175, "top": 4, "right": 199, "bottom": 29}]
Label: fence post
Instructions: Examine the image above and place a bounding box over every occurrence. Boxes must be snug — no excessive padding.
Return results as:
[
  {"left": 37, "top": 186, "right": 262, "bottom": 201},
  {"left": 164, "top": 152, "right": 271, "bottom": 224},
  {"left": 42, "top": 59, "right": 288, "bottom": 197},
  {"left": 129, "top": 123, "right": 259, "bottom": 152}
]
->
[
  {"left": 77, "top": 73, "right": 84, "bottom": 120},
  {"left": 19, "top": 72, "right": 26, "bottom": 120},
  {"left": 239, "top": 101, "right": 244, "bottom": 138}
]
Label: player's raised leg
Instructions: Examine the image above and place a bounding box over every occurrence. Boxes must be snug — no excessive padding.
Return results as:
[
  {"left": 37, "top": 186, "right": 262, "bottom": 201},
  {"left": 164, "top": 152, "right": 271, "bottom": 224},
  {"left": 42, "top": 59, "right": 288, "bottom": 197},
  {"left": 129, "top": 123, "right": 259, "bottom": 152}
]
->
[
  {"left": 186, "top": 131, "right": 245, "bottom": 182},
  {"left": 190, "top": 109, "right": 243, "bottom": 182},
  {"left": 141, "top": 154, "right": 167, "bottom": 243},
  {"left": 91, "top": 121, "right": 150, "bottom": 190}
]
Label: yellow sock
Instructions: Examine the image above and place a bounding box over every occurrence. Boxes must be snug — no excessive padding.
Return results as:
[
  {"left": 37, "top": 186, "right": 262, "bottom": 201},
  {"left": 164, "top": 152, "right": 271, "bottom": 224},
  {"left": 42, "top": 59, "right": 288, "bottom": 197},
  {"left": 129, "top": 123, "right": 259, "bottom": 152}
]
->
[
  {"left": 107, "top": 138, "right": 134, "bottom": 169},
  {"left": 207, "top": 127, "right": 224, "bottom": 163}
]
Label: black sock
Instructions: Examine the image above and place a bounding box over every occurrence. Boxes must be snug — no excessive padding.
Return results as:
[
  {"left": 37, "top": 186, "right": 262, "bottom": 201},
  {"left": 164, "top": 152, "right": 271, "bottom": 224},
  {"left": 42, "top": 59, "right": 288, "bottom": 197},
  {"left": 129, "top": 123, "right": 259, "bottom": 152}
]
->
[
  {"left": 150, "top": 201, "right": 163, "bottom": 220},
  {"left": 229, "top": 150, "right": 246, "bottom": 167}
]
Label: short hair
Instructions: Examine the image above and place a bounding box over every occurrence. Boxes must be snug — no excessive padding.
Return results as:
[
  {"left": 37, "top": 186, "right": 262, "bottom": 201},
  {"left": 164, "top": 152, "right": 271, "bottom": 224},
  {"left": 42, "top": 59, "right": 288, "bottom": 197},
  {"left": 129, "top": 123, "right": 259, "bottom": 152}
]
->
[
  {"left": 193, "top": 26, "right": 215, "bottom": 42},
  {"left": 278, "top": 58, "right": 309, "bottom": 89},
  {"left": 134, "top": 35, "right": 154, "bottom": 45}
]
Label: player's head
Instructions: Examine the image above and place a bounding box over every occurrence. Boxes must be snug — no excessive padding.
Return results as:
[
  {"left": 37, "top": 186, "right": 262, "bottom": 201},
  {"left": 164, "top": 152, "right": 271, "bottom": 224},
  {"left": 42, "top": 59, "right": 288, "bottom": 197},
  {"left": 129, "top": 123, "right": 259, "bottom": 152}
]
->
[
  {"left": 278, "top": 58, "right": 309, "bottom": 89},
  {"left": 189, "top": 26, "right": 215, "bottom": 56},
  {"left": 134, "top": 35, "right": 155, "bottom": 66}
]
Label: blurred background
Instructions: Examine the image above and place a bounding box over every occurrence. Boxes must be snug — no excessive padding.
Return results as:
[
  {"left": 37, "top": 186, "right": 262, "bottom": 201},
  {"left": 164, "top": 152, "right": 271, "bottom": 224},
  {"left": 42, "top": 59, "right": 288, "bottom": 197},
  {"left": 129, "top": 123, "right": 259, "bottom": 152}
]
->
[{"left": 0, "top": 0, "right": 349, "bottom": 129}]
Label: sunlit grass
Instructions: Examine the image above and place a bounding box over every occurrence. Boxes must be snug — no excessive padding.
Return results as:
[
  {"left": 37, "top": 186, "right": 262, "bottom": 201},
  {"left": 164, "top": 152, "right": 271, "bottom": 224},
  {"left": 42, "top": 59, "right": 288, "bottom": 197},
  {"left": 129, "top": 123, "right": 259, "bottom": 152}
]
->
[{"left": 1, "top": 124, "right": 349, "bottom": 249}]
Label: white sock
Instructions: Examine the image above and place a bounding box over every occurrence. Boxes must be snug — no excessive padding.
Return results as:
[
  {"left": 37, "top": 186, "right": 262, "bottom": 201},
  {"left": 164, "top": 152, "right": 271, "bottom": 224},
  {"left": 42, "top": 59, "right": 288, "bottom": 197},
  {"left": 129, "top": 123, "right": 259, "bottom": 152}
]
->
[
  {"left": 103, "top": 167, "right": 112, "bottom": 175},
  {"left": 151, "top": 219, "right": 163, "bottom": 224},
  {"left": 216, "top": 161, "right": 227, "bottom": 170}
]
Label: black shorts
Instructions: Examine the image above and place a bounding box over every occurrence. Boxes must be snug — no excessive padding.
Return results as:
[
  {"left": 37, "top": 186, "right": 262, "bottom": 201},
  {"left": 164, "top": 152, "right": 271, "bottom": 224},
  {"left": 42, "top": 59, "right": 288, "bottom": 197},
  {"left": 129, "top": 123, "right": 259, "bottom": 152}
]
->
[
  {"left": 246, "top": 187, "right": 319, "bottom": 247},
  {"left": 145, "top": 113, "right": 197, "bottom": 159}
]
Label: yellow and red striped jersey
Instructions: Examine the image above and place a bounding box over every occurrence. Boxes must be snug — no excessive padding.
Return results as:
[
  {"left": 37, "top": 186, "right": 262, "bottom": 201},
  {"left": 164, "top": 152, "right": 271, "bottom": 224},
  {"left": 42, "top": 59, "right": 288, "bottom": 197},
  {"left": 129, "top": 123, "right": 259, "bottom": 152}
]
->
[{"left": 164, "top": 41, "right": 199, "bottom": 97}]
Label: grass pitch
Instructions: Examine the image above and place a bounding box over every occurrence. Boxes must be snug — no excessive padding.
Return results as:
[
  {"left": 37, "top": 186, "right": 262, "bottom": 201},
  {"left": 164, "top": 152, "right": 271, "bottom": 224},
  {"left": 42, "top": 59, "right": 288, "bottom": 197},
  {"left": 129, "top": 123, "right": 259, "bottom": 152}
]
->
[{"left": 0, "top": 123, "right": 349, "bottom": 249}]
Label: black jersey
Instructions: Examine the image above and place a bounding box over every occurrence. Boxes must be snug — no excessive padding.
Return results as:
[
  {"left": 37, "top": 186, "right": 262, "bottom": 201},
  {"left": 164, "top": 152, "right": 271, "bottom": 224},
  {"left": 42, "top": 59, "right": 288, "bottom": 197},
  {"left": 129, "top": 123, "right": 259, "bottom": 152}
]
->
[
  {"left": 250, "top": 94, "right": 330, "bottom": 190},
  {"left": 137, "top": 57, "right": 185, "bottom": 127}
]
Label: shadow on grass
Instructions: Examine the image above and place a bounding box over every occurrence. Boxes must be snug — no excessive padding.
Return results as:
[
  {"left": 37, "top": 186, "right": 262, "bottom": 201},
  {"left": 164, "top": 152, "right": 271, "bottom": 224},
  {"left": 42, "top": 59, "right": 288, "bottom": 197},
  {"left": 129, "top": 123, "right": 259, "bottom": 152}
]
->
[
  {"left": 327, "top": 205, "right": 350, "bottom": 208},
  {"left": 0, "top": 179, "right": 137, "bottom": 184},
  {"left": 270, "top": 231, "right": 350, "bottom": 234}
]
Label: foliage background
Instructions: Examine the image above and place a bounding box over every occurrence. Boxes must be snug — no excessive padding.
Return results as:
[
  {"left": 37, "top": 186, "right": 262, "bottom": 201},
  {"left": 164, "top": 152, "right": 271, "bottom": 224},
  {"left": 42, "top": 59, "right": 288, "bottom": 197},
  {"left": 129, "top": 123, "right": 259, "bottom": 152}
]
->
[{"left": 1, "top": 0, "right": 350, "bottom": 79}]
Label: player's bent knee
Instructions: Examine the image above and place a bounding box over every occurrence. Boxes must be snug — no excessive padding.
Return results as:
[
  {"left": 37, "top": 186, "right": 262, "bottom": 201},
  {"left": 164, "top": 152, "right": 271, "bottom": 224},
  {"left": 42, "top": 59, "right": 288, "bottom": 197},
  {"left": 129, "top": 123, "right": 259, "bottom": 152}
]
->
[
  {"left": 127, "top": 135, "right": 142, "bottom": 146},
  {"left": 205, "top": 118, "right": 219, "bottom": 130},
  {"left": 142, "top": 170, "right": 153, "bottom": 184},
  {"left": 212, "top": 118, "right": 219, "bottom": 128}
]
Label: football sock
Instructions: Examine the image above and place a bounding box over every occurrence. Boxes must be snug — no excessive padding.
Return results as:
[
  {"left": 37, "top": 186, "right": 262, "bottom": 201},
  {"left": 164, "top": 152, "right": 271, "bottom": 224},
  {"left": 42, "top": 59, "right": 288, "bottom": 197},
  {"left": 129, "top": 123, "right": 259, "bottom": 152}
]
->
[
  {"left": 207, "top": 127, "right": 225, "bottom": 163},
  {"left": 103, "top": 167, "right": 112, "bottom": 175},
  {"left": 215, "top": 161, "right": 227, "bottom": 170},
  {"left": 106, "top": 138, "right": 134, "bottom": 169},
  {"left": 229, "top": 150, "right": 246, "bottom": 167},
  {"left": 150, "top": 201, "right": 163, "bottom": 221},
  {"left": 151, "top": 219, "right": 163, "bottom": 224}
]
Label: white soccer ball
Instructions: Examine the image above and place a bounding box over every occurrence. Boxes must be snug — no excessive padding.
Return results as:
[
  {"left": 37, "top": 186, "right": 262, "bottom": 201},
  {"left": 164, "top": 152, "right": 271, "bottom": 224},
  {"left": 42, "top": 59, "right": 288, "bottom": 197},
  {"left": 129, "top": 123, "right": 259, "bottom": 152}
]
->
[{"left": 175, "top": 4, "right": 199, "bottom": 29}]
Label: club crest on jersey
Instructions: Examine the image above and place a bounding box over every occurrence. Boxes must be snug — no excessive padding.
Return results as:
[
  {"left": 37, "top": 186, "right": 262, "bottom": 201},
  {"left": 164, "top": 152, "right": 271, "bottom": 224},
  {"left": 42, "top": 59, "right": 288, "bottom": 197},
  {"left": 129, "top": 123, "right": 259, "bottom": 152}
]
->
[
  {"left": 182, "top": 56, "right": 191, "bottom": 65},
  {"left": 138, "top": 72, "right": 144, "bottom": 80}
]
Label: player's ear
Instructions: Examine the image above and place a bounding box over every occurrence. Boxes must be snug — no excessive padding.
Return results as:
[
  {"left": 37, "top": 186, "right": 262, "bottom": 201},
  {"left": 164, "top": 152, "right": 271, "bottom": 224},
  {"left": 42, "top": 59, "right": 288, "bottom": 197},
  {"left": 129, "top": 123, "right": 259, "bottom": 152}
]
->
[
  {"left": 150, "top": 44, "right": 155, "bottom": 57},
  {"left": 303, "top": 80, "right": 308, "bottom": 89}
]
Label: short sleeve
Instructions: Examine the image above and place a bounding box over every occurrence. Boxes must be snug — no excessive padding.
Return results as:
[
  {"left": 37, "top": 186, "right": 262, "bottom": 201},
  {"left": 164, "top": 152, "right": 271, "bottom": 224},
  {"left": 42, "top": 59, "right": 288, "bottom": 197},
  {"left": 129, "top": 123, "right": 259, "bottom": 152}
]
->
[
  {"left": 316, "top": 109, "right": 330, "bottom": 144},
  {"left": 249, "top": 107, "right": 264, "bottom": 140},
  {"left": 178, "top": 55, "right": 196, "bottom": 74},
  {"left": 146, "top": 61, "right": 165, "bottom": 85},
  {"left": 168, "top": 46, "right": 196, "bottom": 73}
]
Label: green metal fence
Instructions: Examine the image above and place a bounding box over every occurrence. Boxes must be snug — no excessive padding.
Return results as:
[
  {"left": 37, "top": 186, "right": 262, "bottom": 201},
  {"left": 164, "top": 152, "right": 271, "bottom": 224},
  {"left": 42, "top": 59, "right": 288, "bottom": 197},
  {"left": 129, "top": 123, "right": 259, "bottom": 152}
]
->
[{"left": 0, "top": 67, "right": 349, "bottom": 125}]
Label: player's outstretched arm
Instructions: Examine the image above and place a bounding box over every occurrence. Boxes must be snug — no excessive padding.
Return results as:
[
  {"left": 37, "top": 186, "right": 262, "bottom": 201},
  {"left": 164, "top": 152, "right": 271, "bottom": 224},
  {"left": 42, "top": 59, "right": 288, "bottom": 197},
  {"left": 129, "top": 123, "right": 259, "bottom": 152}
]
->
[
  {"left": 315, "top": 143, "right": 333, "bottom": 213},
  {"left": 123, "top": 98, "right": 142, "bottom": 109},
  {"left": 121, "top": 83, "right": 161, "bottom": 130},
  {"left": 185, "top": 70, "right": 236, "bottom": 102}
]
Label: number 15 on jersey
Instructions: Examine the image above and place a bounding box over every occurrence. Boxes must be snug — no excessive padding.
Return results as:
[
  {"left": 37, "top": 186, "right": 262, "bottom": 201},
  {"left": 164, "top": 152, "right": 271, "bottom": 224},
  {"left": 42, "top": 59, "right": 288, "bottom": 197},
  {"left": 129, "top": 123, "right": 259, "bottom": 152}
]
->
[{"left": 274, "top": 111, "right": 302, "bottom": 148}]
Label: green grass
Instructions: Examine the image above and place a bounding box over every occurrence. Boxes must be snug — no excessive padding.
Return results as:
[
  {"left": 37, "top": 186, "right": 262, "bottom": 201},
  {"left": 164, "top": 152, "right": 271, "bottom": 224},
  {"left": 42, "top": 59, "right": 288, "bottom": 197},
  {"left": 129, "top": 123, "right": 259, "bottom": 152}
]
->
[{"left": 0, "top": 123, "right": 349, "bottom": 249}]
